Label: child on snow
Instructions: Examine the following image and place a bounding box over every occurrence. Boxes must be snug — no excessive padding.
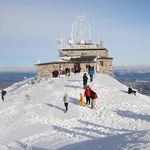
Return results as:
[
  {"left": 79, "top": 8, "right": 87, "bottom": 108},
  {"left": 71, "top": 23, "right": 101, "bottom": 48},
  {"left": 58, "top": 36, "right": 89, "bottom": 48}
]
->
[{"left": 79, "top": 92, "right": 85, "bottom": 106}]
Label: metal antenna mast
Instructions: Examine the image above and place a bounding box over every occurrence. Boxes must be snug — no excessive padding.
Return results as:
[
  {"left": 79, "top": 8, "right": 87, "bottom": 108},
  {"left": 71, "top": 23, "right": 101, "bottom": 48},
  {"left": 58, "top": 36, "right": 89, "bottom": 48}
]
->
[{"left": 69, "top": 15, "right": 92, "bottom": 48}]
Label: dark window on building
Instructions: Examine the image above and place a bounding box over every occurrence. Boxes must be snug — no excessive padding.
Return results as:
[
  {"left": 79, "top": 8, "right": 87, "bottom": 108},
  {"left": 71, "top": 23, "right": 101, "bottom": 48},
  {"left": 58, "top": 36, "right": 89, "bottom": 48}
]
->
[{"left": 100, "top": 61, "right": 103, "bottom": 66}]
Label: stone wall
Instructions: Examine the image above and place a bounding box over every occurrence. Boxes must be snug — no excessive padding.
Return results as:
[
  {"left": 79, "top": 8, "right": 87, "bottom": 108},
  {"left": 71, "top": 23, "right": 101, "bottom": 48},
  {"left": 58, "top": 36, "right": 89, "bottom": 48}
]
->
[
  {"left": 36, "top": 59, "right": 113, "bottom": 78},
  {"left": 36, "top": 47, "right": 113, "bottom": 78},
  {"left": 61, "top": 48, "right": 108, "bottom": 57}
]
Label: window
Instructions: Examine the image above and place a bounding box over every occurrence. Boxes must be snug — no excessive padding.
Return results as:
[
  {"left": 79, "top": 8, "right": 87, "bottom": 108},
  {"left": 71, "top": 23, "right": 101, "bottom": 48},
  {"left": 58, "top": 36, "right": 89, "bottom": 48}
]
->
[{"left": 100, "top": 61, "right": 103, "bottom": 66}]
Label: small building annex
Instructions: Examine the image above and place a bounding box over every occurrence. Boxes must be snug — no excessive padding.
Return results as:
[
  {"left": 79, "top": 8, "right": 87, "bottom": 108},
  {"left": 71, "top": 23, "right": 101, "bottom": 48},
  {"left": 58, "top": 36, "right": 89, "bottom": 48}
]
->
[{"left": 36, "top": 16, "right": 113, "bottom": 78}]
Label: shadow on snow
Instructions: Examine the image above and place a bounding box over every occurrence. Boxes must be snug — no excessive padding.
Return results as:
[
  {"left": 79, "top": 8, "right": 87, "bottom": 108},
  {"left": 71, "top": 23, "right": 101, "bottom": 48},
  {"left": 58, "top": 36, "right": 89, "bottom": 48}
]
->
[
  {"left": 115, "top": 109, "right": 150, "bottom": 122},
  {"left": 54, "top": 120, "right": 149, "bottom": 150}
]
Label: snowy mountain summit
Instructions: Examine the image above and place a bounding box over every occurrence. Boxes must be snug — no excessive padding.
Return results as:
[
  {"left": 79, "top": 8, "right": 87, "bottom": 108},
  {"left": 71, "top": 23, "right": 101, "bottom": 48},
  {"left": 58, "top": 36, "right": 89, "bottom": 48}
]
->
[{"left": 0, "top": 73, "right": 150, "bottom": 150}]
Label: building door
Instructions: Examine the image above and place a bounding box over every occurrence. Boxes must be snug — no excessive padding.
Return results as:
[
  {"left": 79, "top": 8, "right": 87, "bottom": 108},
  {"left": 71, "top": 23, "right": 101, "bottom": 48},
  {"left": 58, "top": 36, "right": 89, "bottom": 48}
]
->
[{"left": 74, "top": 63, "right": 81, "bottom": 73}]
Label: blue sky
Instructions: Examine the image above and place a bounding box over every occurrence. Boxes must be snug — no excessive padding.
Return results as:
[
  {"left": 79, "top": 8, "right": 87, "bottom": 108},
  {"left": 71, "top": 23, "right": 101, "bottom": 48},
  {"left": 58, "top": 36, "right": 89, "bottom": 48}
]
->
[{"left": 0, "top": 0, "right": 150, "bottom": 67}]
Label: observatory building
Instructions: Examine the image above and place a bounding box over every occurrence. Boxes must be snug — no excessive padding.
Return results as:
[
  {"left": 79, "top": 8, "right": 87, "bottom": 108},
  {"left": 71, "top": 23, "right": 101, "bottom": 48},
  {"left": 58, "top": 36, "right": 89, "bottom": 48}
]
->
[{"left": 36, "top": 16, "right": 113, "bottom": 78}]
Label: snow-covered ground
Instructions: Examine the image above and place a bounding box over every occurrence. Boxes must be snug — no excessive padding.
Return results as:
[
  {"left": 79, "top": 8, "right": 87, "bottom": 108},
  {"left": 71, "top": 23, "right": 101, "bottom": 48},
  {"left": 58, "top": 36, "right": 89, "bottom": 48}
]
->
[{"left": 0, "top": 73, "right": 150, "bottom": 150}]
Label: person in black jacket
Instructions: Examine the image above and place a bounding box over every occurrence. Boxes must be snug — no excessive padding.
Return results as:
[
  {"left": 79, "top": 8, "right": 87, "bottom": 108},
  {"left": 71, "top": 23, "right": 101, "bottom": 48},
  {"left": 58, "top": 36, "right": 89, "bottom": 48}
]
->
[
  {"left": 83, "top": 73, "right": 88, "bottom": 89},
  {"left": 1, "top": 89, "right": 6, "bottom": 101},
  {"left": 128, "top": 86, "right": 136, "bottom": 95}
]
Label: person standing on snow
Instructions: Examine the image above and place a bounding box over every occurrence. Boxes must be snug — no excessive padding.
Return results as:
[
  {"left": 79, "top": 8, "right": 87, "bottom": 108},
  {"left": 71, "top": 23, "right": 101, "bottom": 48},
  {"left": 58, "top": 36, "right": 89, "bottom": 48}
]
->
[
  {"left": 83, "top": 73, "right": 88, "bottom": 89},
  {"left": 0, "top": 89, "right": 6, "bottom": 101},
  {"left": 88, "top": 67, "right": 94, "bottom": 82},
  {"left": 84, "top": 85, "right": 91, "bottom": 105},
  {"left": 63, "top": 92, "right": 69, "bottom": 113},
  {"left": 79, "top": 92, "right": 85, "bottom": 106},
  {"left": 90, "top": 90, "right": 98, "bottom": 109}
]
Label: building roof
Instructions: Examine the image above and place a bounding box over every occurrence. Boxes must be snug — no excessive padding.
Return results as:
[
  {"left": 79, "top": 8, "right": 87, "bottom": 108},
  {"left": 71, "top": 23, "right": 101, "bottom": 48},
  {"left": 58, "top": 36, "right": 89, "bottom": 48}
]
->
[
  {"left": 70, "top": 55, "right": 97, "bottom": 62},
  {"left": 62, "top": 48, "right": 108, "bottom": 52},
  {"left": 35, "top": 55, "right": 97, "bottom": 66},
  {"left": 35, "top": 55, "right": 113, "bottom": 66}
]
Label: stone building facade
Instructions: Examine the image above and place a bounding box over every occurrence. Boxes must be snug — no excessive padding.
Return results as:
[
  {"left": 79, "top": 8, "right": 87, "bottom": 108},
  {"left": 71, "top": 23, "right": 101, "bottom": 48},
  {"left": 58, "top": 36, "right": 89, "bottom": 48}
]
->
[{"left": 36, "top": 45, "right": 113, "bottom": 78}]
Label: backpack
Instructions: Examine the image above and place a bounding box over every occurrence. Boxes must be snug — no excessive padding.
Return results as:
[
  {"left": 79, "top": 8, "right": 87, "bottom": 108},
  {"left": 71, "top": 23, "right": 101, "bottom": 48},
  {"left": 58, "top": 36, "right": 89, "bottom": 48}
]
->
[
  {"left": 91, "top": 90, "right": 98, "bottom": 99},
  {"left": 94, "top": 93, "right": 98, "bottom": 99}
]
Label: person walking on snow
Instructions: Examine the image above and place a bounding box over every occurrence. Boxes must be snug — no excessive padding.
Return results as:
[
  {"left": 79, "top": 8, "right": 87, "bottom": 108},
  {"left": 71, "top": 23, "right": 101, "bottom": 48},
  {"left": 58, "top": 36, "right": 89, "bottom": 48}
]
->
[
  {"left": 88, "top": 67, "right": 94, "bottom": 82},
  {"left": 0, "top": 89, "right": 6, "bottom": 101},
  {"left": 84, "top": 85, "right": 91, "bottom": 105},
  {"left": 63, "top": 92, "right": 69, "bottom": 113},
  {"left": 83, "top": 73, "right": 88, "bottom": 89},
  {"left": 90, "top": 90, "right": 98, "bottom": 109}
]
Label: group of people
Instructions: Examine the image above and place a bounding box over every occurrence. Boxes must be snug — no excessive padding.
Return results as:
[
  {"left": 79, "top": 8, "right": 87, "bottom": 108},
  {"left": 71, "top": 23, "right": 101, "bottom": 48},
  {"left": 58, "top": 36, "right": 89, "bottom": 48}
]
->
[
  {"left": 83, "top": 71, "right": 94, "bottom": 89},
  {"left": 63, "top": 70, "right": 98, "bottom": 112},
  {"left": 74, "top": 63, "right": 81, "bottom": 73},
  {"left": 63, "top": 85, "right": 98, "bottom": 113},
  {"left": 81, "top": 85, "right": 98, "bottom": 109},
  {"left": 63, "top": 71, "right": 138, "bottom": 113}
]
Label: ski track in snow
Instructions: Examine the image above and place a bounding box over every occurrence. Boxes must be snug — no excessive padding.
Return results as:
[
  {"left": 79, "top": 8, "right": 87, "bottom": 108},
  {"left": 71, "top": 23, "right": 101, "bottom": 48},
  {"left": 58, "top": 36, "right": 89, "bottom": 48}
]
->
[{"left": 0, "top": 73, "right": 150, "bottom": 150}]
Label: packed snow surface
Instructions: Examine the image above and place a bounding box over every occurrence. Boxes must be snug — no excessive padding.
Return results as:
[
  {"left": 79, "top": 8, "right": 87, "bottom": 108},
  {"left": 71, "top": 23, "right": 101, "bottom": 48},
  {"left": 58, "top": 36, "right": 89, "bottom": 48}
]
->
[{"left": 0, "top": 73, "right": 150, "bottom": 150}]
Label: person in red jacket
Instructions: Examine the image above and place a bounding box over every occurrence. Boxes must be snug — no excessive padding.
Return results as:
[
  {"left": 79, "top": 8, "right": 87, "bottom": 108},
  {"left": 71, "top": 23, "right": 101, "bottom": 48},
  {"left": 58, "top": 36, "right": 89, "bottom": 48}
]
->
[
  {"left": 90, "top": 90, "right": 98, "bottom": 109},
  {"left": 84, "top": 85, "right": 91, "bottom": 105}
]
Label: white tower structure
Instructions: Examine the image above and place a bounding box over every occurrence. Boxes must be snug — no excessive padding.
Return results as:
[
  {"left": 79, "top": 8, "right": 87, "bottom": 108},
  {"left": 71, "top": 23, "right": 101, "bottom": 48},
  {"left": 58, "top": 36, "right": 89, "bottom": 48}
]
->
[
  {"left": 69, "top": 15, "right": 93, "bottom": 49},
  {"left": 57, "top": 33, "right": 65, "bottom": 57}
]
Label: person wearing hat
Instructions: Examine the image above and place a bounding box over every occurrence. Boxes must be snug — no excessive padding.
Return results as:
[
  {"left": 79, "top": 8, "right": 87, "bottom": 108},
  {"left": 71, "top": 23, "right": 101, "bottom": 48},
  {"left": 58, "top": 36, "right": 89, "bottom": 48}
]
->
[{"left": 79, "top": 92, "right": 85, "bottom": 106}]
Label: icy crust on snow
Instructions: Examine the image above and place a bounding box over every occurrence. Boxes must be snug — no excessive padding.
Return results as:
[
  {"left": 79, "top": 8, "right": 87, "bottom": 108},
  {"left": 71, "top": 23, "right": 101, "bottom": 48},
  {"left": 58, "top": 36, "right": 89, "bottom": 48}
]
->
[{"left": 0, "top": 73, "right": 150, "bottom": 150}]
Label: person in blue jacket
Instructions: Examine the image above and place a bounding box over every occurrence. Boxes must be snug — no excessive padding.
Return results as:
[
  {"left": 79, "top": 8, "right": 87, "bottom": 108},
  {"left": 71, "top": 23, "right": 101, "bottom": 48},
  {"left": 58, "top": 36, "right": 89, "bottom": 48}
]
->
[{"left": 88, "top": 67, "right": 94, "bottom": 82}]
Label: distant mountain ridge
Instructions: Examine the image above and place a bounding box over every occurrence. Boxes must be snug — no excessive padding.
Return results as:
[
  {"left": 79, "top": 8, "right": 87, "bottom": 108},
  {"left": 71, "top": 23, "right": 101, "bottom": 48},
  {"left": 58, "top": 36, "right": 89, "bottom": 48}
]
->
[
  {"left": 0, "top": 66, "right": 37, "bottom": 73},
  {"left": 113, "top": 65, "right": 150, "bottom": 73}
]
